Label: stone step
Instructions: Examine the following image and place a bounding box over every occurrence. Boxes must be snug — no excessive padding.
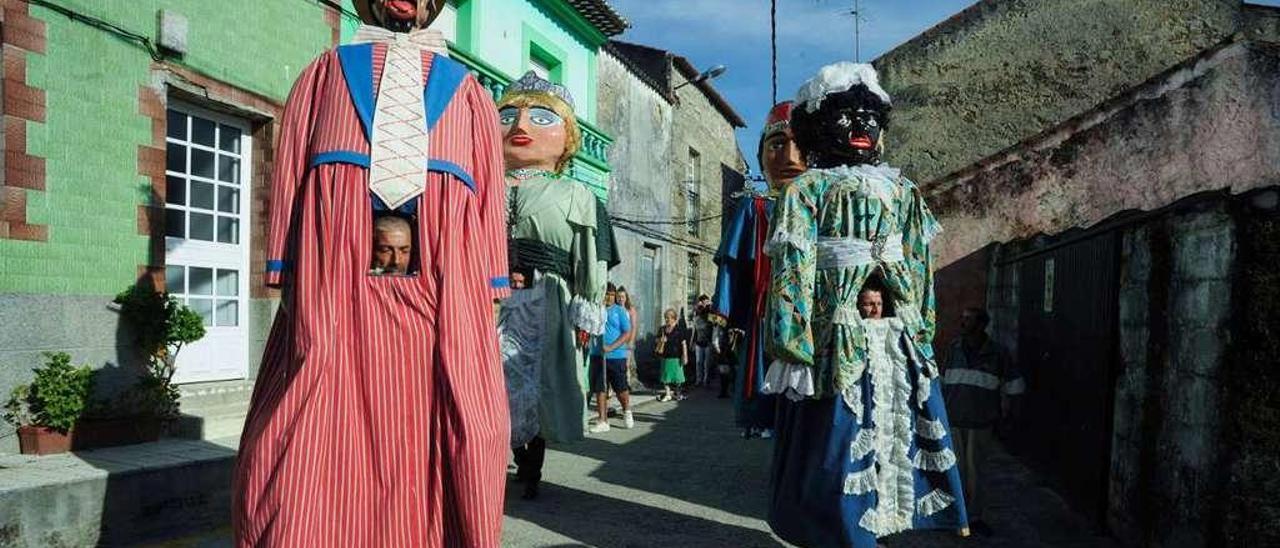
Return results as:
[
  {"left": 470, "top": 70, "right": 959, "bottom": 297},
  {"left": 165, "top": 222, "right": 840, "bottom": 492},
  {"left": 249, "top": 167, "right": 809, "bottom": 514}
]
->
[
  {"left": 172, "top": 380, "right": 254, "bottom": 441},
  {"left": 0, "top": 437, "right": 239, "bottom": 547}
]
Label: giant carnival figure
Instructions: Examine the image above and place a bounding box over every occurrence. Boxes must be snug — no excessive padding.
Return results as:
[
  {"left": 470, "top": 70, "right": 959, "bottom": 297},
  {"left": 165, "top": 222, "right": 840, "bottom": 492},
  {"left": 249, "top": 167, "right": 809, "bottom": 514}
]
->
[
  {"left": 712, "top": 101, "right": 806, "bottom": 439},
  {"left": 234, "top": 1, "right": 511, "bottom": 545},
  {"left": 497, "top": 72, "right": 613, "bottom": 501},
  {"left": 762, "top": 63, "right": 969, "bottom": 546}
]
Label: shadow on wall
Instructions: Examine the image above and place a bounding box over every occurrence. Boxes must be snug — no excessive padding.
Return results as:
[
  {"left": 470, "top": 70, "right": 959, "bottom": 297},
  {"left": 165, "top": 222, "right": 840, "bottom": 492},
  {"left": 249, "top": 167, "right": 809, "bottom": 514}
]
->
[{"left": 933, "top": 243, "right": 996, "bottom": 357}]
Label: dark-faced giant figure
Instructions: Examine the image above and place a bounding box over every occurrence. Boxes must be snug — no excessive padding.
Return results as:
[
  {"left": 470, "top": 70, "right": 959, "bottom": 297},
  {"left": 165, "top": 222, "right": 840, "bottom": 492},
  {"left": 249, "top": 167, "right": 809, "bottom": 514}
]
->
[{"left": 762, "top": 62, "right": 972, "bottom": 546}]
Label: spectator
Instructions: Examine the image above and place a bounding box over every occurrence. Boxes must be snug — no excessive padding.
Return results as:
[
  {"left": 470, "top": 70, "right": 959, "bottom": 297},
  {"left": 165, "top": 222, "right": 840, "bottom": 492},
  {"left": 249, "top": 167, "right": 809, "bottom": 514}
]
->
[
  {"left": 655, "top": 308, "right": 689, "bottom": 402},
  {"left": 615, "top": 286, "right": 640, "bottom": 390},
  {"left": 942, "top": 307, "right": 1025, "bottom": 537},
  {"left": 711, "top": 320, "right": 740, "bottom": 399},
  {"left": 692, "top": 294, "right": 714, "bottom": 387},
  {"left": 589, "top": 285, "right": 633, "bottom": 433}
]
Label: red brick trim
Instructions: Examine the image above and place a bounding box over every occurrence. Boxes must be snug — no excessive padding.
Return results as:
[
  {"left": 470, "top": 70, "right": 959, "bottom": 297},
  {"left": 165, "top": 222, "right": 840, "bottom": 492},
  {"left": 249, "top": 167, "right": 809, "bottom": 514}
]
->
[
  {"left": 136, "top": 85, "right": 167, "bottom": 273},
  {"left": 0, "top": 1, "right": 48, "bottom": 241},
  {"left": 324, "top": 6, "right": 342, "bottom": 47}
]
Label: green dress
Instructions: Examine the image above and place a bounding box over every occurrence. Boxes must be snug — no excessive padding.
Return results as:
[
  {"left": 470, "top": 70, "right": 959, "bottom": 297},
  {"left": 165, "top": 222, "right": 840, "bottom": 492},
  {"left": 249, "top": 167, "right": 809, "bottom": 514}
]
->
[{"left": 501, "top": 170, "right": 606, "bottom": 445}]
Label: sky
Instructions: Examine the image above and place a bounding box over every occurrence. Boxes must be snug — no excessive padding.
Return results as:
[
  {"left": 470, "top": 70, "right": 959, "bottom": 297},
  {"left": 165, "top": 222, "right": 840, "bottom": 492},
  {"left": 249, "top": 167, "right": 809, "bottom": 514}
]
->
[{"left": 608, "top": 0, "right": 980, "bottom": 176}]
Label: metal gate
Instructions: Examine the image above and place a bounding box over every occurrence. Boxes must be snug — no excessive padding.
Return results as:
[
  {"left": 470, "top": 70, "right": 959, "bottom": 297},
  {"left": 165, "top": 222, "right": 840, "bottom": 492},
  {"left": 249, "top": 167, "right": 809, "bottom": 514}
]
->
[{"left": 1008, "top": 229, "right": 1120, "bottom": 524}]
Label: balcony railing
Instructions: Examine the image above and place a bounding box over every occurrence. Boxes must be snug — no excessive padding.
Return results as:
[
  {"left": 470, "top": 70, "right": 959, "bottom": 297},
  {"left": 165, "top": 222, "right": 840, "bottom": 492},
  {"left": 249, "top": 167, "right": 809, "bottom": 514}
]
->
[{"left": 450, "top": 46, "right": 612, "bottom": 173}]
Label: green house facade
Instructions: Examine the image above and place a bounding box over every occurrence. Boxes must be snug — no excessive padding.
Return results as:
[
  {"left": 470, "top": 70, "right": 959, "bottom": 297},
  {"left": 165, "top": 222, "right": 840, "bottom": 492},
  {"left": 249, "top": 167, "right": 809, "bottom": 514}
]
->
[{"left": 0, "top": 0, "right": 624, "bottom": 453}]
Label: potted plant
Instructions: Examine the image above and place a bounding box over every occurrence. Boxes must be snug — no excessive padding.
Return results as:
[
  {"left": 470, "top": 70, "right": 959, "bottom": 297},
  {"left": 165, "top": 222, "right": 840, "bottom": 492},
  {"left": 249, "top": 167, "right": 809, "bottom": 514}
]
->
[
  {"left": 3, "top": 352, "right": 95, "bottom": 455},
  {"left": 73, "top": 284, "right": 205, "bottom": 449}
]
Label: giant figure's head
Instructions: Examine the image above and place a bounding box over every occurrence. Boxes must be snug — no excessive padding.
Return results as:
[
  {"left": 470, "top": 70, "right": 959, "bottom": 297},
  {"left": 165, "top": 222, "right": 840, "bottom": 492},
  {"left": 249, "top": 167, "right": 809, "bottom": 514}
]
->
[
  {"left": 758, "top": 101, "right": 805, "bottom": 190},
  {"left": 354, "top": 0, "right": 446, "bottom": 32},
  {"left": 497, "top": 72, "right": 581, "bottom": 175},
  {"left": 791, "top": 62, "right": 892, "bottom": 169}
]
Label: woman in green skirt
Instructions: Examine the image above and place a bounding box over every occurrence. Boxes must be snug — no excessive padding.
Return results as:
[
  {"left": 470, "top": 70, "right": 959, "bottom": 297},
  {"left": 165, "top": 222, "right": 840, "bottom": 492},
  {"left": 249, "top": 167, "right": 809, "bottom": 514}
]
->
[{"left": 656, "top": 308, "right": 689, "bottom": 402}]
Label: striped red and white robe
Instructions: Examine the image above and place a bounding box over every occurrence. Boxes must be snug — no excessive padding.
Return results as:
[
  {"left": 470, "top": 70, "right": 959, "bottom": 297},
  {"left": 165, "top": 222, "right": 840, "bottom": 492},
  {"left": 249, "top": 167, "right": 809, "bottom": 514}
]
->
[{"left": 234, "top": 43, "right": 511, "bottom": 547}]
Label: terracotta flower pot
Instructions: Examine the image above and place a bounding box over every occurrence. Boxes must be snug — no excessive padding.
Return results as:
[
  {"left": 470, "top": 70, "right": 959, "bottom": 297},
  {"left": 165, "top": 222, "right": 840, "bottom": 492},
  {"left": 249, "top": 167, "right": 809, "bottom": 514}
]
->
[{"left": 17, "top": 425, "right": 73, "bottom": 455}]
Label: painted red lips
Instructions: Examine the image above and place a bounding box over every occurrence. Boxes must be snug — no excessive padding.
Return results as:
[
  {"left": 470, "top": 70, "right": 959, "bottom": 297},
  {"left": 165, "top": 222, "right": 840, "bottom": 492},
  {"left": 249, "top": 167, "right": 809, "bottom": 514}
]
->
[
  {"left": 508, "top": 135, "right": 533, "bottom": 146},
  {"left": 850, "top": 135, "right": 874, "bottom": 149},
  {"left": 384, "top": 0, "right": 417, "bottom": 19}
]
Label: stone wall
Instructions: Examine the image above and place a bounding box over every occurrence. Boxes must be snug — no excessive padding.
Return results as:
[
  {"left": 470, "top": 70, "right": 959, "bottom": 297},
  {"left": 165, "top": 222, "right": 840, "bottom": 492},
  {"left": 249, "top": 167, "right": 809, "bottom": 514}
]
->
[
  {"left": 1109, "top": 200, "right": 1235, "bottom": 546},
  {"left": 926, "top": 39, "right": 1280, "bottom": 269},
  {"left": 670, "top": 68, "right": 747, "bottom": 313},
  {"left": 597, "top": 47, "right": 746, "bottom": 360},
  {"left": 596, "top": 49, "right": 675, "bottom": 345},
  {"left": 873, "top": 0, "right": 1241, "bottom": 183},
  {"left": 1220, "top": 189, "right": 1280, "bottom": 546}
]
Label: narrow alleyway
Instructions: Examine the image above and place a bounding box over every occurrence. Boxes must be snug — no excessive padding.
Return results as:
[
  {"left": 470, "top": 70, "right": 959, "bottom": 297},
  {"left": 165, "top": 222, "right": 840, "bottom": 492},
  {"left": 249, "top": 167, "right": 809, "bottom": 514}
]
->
[{"left": 153, "top": 391, "right": 1117, "bottom": 547}]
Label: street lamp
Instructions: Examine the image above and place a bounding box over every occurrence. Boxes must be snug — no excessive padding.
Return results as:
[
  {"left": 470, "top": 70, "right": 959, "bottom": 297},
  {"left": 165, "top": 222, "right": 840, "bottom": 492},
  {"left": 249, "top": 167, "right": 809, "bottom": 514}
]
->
[{"left": 674, "top": 64, "right": 728, "bottom": 90}]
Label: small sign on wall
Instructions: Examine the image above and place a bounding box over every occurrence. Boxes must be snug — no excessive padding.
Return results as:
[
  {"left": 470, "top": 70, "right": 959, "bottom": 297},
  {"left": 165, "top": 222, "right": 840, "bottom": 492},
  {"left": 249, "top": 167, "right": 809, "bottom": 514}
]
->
[{"left": 1043, "top": 257, "right": 1055, "bottom": 314}]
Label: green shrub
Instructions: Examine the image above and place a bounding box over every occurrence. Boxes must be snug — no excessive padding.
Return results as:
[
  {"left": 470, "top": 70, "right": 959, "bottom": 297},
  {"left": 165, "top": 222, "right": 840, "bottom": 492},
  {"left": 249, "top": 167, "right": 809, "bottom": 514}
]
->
[
  {"left": 113, "top": 284, "right": 206, "bottom": 422},
  {"left": 4, "top": 352, "right": 95, "bottom": 433}
]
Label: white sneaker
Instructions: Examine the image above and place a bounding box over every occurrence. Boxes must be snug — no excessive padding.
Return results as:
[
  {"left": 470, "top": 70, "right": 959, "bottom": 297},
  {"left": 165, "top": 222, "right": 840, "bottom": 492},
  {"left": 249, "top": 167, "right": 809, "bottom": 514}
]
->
[
  {"left": 623, "top": 410, "right": 635, "bottom": 429},
  {"left": 588, "top": 420, "right": 611, "bottom": 434}
]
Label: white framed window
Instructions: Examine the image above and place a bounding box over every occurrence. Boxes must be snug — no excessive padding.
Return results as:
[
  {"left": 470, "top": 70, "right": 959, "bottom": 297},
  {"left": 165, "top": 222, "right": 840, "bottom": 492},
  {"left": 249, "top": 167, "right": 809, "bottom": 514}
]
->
[
  {"left": 686, "top": 148, "right": 702, "bottom": 237},
  {"left": 530, "top": 57, "right": 553, "bottom": 81},
  {"left": 164, "top": 102, "right": 252, "bottom": 384},
  {"left": 686, "top": 252, "right": 700, "bottom": 306}
]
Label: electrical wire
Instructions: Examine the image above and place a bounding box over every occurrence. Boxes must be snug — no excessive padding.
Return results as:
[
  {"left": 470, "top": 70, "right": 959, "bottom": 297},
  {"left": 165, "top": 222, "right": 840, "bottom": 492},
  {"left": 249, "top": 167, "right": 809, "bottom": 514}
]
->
[
  {"left": 770, "top": 0, "right": 778, "bottom": 105},
  {"left": 609, "top": 212, "right": 725, "bottom": 226},
  {"left": 26, "top": 0, "right": 162, "bottom": 61}
]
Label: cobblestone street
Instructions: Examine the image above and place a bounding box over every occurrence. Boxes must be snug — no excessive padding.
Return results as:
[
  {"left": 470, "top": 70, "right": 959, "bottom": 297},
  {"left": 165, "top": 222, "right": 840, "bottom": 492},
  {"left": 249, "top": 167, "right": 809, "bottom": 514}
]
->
[{"left": 154, "top": 389, "right": 1117, "bottom": 548}]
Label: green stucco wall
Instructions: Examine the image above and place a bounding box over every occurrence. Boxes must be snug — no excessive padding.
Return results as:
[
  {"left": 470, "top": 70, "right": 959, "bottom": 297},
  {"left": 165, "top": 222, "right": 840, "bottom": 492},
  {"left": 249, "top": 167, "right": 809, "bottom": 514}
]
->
[
  {"left": 0, "top": 0, "right": 334, "bottom": 296},
  {"left": 874, "top": 0, "right": 1241, "bottom": 184}
]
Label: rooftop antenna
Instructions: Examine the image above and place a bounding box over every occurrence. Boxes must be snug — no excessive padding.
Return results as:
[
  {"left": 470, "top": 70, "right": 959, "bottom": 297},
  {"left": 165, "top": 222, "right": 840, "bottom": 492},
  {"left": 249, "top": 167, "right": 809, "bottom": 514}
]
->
[{"left": 838, "top": 0, "right": 865, "bottom": 62}]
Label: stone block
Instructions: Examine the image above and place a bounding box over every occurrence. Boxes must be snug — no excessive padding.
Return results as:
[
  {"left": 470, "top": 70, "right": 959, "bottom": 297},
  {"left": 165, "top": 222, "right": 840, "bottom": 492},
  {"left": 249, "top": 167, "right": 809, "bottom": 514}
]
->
[
  {"left": 1171, "top": 326, "right": 1226, "bottom": 378},
  {"left": 1172, "top": 212, "right": 1235, "bottom": 280},
  {"left": 1170, "top": 279, "right": 1231, "bottom": 328},
  {"left": 156, "top": 11, "right": 189, "bottom": 56}
]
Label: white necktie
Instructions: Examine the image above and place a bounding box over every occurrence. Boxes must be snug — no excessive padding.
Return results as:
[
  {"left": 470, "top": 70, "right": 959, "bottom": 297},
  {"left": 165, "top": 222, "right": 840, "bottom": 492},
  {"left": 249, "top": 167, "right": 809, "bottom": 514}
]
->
[{"left": 352, "top": 25, "right": 448, "bottom": 210}]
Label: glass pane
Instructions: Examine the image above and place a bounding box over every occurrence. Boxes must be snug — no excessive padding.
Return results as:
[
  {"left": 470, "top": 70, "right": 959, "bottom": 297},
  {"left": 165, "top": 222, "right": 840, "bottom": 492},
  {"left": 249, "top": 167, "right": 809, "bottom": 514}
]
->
[
  {"left": 192, "top": 117, "right": 216, "bottom": 147},
  {"left": 165, "top": 265, "right": 186, "bottom": 295},
  {"left": 217, "top": 155, "right": 240, "bottom": 184},
  {"left": 191, "top": 148, "right": 215, "bottom": 179},
  {"left": 165, "top": 176, "right": 186, "bottom": 206},
  {"left": 165, "top": 208, "right": 185, "bottom": 238},
  {"left": 216, "top": 299, "right": 239, "bottom": 327},
  {"left": 217, "top": 269, "right": 239, "bottom": 297},
  {"left": 216, "top": 217, "right": 239, "bottom": 244},
  {"left": 190, "top": 212, "right": 214, "bottom": 241},
  {"left": 216, "top": 186, "right": 239, "bottom": 214},
  {"left": 190, "top": 180, "right": 214, "bottom": 210},
  {"left": 219, "top": 125, "right": 241, "bottom": 153},
  {"left": 189, "top": 267, "right": 213, "bottom": 295},
  {"left": 166, "top": 143, "right": 186, "bottom": 173},
  {"left": 189, "top": 298, "right": 214, "bottom": 327},
  {"left": 166, "top": 110, "right": 187, "bottom": 140}
]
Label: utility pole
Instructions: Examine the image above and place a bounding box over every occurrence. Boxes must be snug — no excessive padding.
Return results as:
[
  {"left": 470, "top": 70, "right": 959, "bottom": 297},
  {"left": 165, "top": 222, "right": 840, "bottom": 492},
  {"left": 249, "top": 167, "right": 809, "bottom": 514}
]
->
[
  {"left": 854, "top": 0, "right": 860, "bottom": 62},
  {"left": 839, "top": 0, "right": 862, "bottom": 62}
]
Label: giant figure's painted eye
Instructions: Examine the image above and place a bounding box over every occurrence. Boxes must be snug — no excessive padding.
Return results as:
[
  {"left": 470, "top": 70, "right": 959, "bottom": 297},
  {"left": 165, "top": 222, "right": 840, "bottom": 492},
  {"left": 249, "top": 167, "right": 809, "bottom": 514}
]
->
[
  {"left": 498, "top": 107, "right": 520, "bottom": 127},
  {"left": 527, "top": 107, "right": 565, "bottom": 127}
]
